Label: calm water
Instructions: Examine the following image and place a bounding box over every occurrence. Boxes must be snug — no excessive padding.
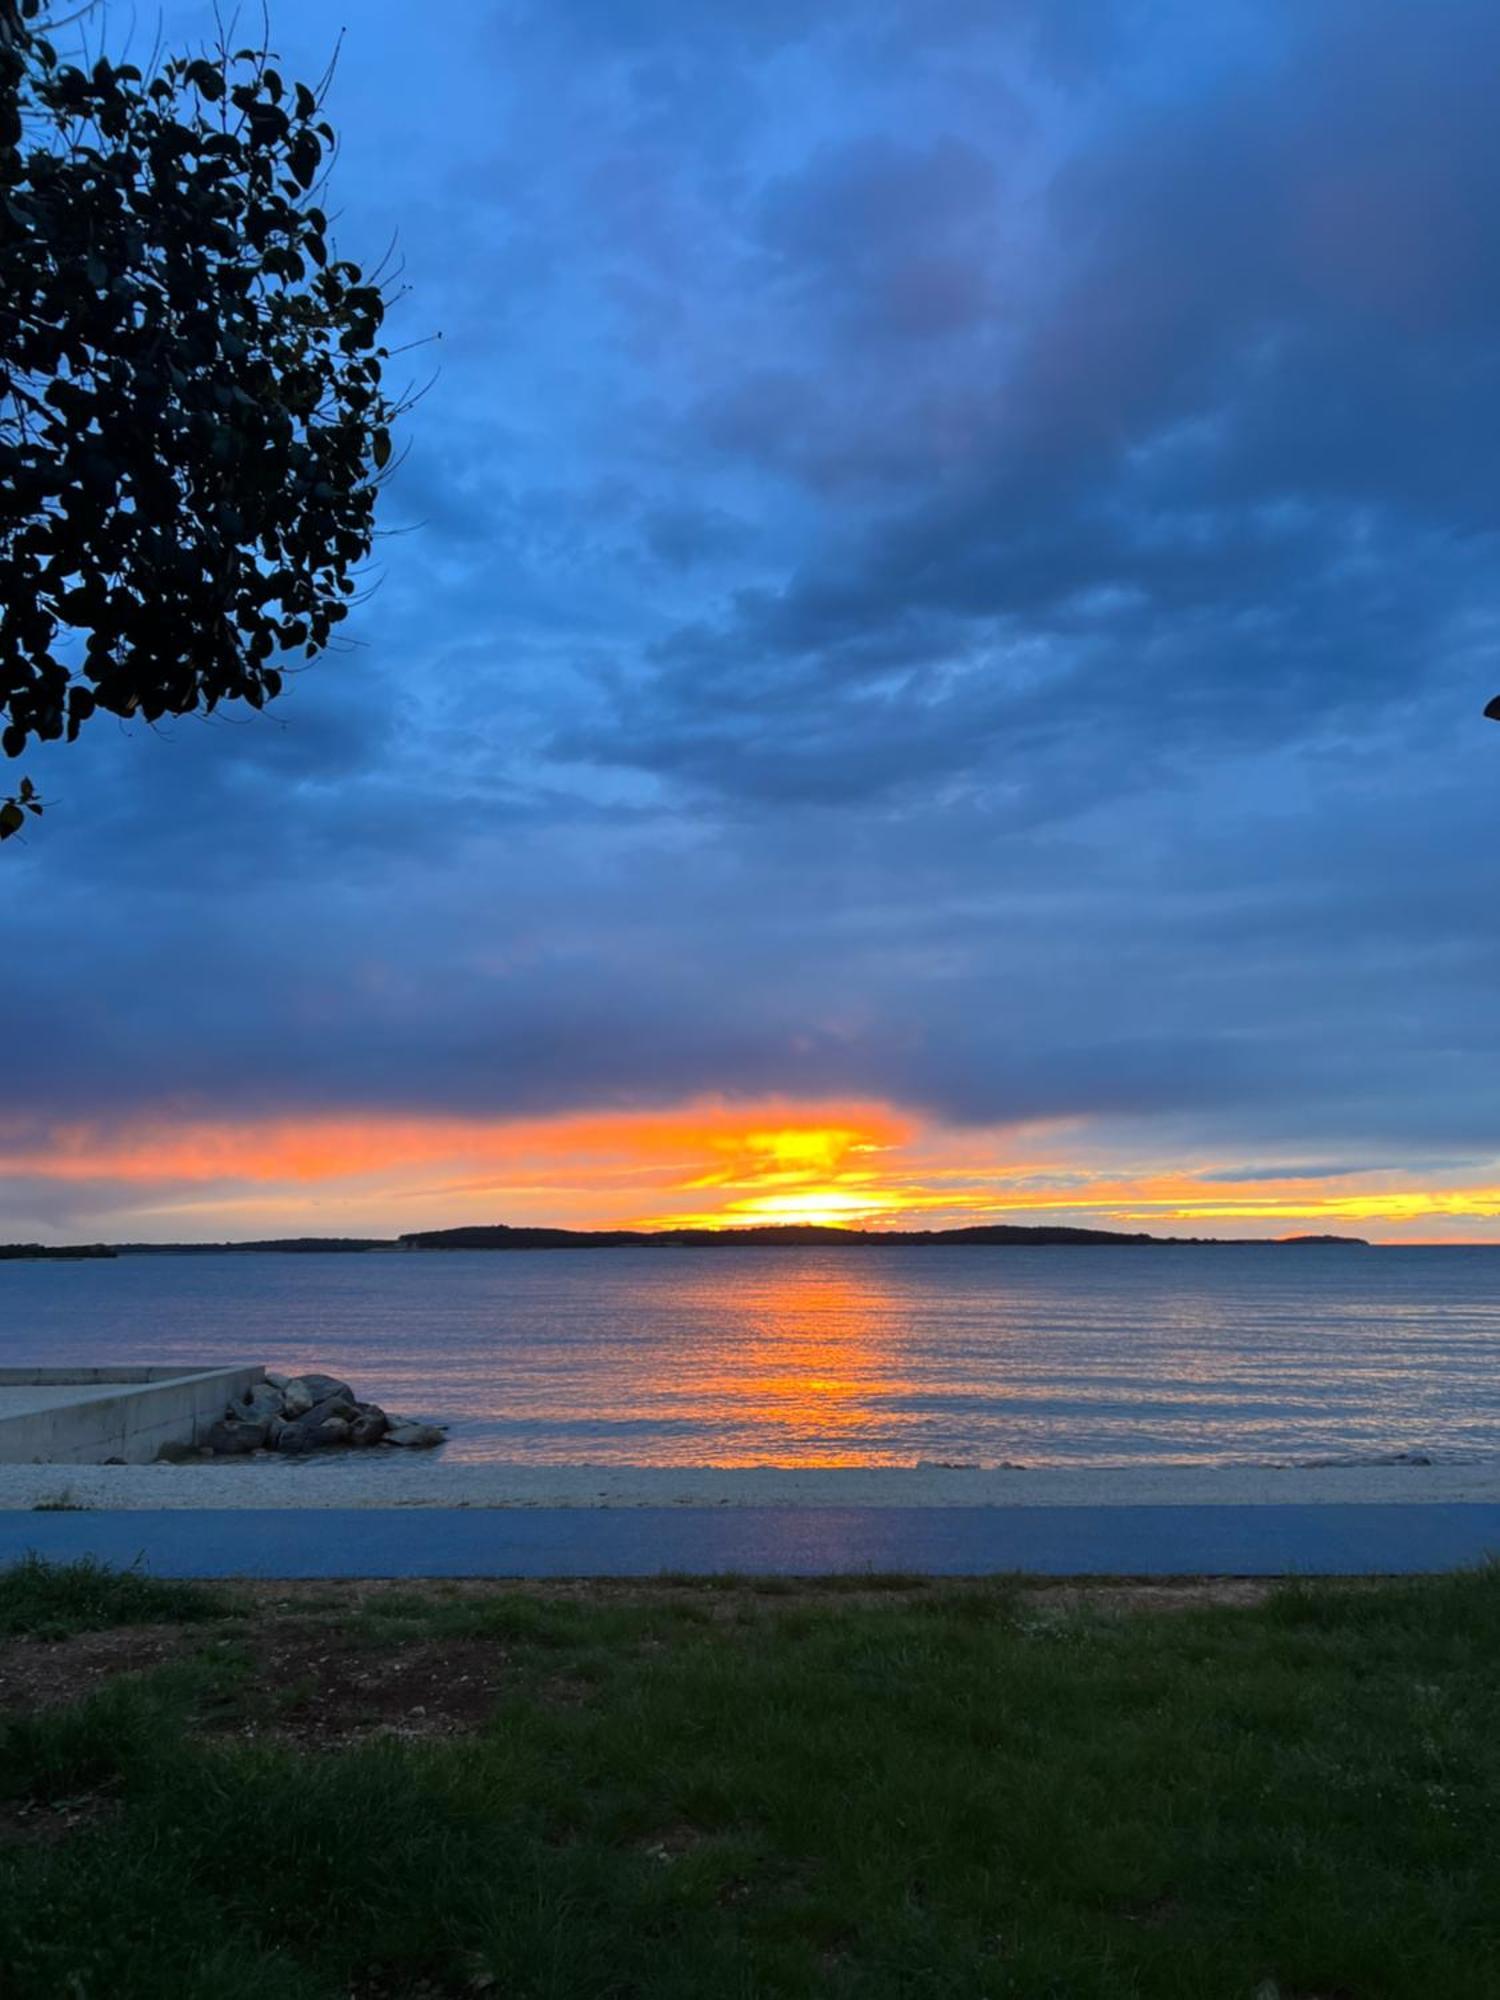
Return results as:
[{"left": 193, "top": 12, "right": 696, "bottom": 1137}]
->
[{"left": 4, "top": 1245, "right": 1500, "bottom": 1467}]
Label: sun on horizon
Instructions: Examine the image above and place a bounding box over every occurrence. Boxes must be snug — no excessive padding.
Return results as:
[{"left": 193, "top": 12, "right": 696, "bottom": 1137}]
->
[{"left": 7, "top": 1102, "right": 1500, "bottom": 1245}]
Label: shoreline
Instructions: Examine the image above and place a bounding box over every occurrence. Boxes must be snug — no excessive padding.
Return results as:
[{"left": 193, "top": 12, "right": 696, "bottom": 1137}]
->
[{"left": 5, "top": 1458, "right": 1500, "bottom": 1511}]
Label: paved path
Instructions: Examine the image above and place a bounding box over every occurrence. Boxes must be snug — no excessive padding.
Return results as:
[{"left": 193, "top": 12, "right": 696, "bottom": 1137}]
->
[{"left": 6, "top": 1504, "right": 1500, "bottom": 1577}]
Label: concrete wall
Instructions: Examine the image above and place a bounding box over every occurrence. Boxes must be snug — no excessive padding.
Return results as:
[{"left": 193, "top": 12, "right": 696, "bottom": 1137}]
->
[
  {"left": 0, "top": 1366, "right": 223, "bottom": 1387},
  {"left": 0, "top": 1366, "right": 264, "bottom": 1464}
]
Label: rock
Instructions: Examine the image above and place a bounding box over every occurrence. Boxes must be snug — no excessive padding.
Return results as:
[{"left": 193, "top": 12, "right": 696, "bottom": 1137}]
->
[
  {"left": 302, "top": 1394, "right": 357, "bottom": 1427},
  {"left": 349, "top": 1404, "right": 389, "bottom": 1446},
  {"left": 287, "top": 1372, "right": 354, "bottom": 1410},
  {"left": 281, "top": 1377, "right": 315, "bottom": 1418},
  {"left": 236, "top": 1382, "right": 286, "bottom": 1424},
  {"left": 385, "top": 1421, "right": 446, "bottom": 1449},
  {"left": 204, "top": 1414, "right": 268, "bottom": 1455},
  {"left": 156, "top": 1440, "right": 198, "bottom": 1463},
  {"left": 197, "top": 1370, "right": 443, "bottom": 1456},
  {"left": 274, "top": 1399, "right": 356, "bottom": 1453},
  {"left": 274, "top": 1416, "right": 319, "bottom": 1454}
]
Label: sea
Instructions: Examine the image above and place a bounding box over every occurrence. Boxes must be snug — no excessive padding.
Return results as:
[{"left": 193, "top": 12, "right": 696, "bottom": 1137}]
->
[{"left": 4, "top": 1244, "right": 1500, "bottom": 1468}]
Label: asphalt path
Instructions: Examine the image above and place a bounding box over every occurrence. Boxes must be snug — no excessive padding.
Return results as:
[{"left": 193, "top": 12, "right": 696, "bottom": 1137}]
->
[{"left": 5, "top": 1503, "right": 1500, "bottom": 1577}]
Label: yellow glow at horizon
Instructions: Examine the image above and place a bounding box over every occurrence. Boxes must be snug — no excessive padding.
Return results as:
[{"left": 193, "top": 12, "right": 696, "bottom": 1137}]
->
[
  {"left": 679, "top": 1186, "right": 908, "bottom": 1227},
  {"left": 8, "top": 1101, "right": 1500, "bottom": 1240}
]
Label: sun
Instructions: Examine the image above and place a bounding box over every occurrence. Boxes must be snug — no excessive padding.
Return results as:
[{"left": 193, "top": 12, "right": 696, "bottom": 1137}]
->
[
  {"left": 658, "top": 1183, "right": 911, "bottom": 1231},
  {"left": 733, "top": 1190, "right": 888, "bottom": 1226}
]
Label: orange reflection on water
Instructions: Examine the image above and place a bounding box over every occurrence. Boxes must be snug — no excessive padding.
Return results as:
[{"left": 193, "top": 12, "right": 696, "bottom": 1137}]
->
[{"left": 673, "top": 1259, "right": 905, "bottom": 1465}]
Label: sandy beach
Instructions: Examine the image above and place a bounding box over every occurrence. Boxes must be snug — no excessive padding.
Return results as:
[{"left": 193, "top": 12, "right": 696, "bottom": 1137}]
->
[{"left": 3, "top": 1457, "right": 1499, "bottom": 1511}]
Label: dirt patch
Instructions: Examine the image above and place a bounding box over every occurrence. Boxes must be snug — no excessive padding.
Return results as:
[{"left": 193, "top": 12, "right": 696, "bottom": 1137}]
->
[
  {"left": 0, "top": 1622, "right": 202, "bottom": 1712},
  {"left": 229, "top": 1629, "right": 513, "bottom": 1745},
  {"left": 1026, "top": 1579, "right": 1276, "bottom": 1615},
  {"left": 1118, "top": 1892, "right": 1183, "bottom": 1928},
  {"left": 0, "top": 1613, "right": 516, "bottom": 1742},
  {"left": 635, "top": 1821, "right": 708, "bottom": 1864},
  {"left": 0, "top": 1788, "right": 119, "bottom": 1849}
]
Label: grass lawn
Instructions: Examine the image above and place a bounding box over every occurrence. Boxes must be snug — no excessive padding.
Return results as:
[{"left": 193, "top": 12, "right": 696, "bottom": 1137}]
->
[{"left": 1, "top": 1558, "right": 1498, "bottom": 1997}]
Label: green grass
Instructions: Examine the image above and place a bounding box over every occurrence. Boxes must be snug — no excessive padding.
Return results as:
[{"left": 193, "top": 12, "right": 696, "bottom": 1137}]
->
[
  {"left": 0, "top": 1553, "right": 233, "bottom": 1637},
  {"left": 2, "top": 1564, "right": 1499, "bottom": 1996}
]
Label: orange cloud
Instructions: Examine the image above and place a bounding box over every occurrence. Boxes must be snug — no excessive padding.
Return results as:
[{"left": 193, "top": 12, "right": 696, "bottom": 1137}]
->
[
  {"left": 0, "top": 1104, "right": 902, "bottom": 1188},
  {"left": 5, "top": 1103, "right": 1500, "bottom": 1241},
  {"left": 0, "top": 1102, "right": 915, "bottom": 1231}
]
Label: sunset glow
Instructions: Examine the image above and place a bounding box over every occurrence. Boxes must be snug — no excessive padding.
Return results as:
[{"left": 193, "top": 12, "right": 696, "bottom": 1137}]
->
[{"left": 6, "top": 1103, "right": 1500, "bottom": 1243}]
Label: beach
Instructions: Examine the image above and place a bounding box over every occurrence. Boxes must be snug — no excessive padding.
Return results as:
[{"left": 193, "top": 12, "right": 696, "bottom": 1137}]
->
[{"left": 4, "top": 1455, "right": 1499, "bottom": 1510}]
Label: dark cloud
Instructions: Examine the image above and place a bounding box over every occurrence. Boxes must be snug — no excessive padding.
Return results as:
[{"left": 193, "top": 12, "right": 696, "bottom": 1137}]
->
[
  {"left": 757, "top": 134, "right": 1003, "bottom": 341},
  {"left": 4, "top": 0, "right": 1500, "bottom": 1228},
  {"left": 642, "top": 503, "right": 751, "bottom": 571}
]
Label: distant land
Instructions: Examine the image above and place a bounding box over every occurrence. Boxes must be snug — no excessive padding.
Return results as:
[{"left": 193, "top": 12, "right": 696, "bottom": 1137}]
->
[
  {"left": 0, "top": 1238, "right": 392, "bottom": 1259},
  {"left": 1, "top": 1226, "right": 1374, "bottom": 1258},
  {"left": 0, "top": 1243, "right": 118, "bottom": 1260},
  {"left": 111, "top": 1238, "right": 396, "bottom": 1254},
  {"left": 394, "top": 1223, "right": 1374, "bottom": 1251}
]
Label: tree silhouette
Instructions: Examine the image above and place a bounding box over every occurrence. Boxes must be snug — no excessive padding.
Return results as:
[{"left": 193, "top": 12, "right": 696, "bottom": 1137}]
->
[{"left": 1, "top": 2, "right": 408, "bottom": 836}]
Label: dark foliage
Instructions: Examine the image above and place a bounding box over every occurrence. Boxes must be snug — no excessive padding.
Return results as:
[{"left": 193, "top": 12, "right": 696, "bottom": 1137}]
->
[{"left": 0, "top": 1, "right": 405, "bottom": 834}]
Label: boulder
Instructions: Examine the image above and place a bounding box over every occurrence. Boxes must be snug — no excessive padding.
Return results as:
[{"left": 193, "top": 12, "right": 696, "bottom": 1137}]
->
[
  {"left": 288, "top": 1372, "right": 354, "bottom": 1409},
  {"left": 385, "top": 1421, "right": 446, "bottom": 1449},
  {"left": 281, "top": 1377, "right": 315, "bottom": 1418},
  {"left": 203, "top": 1371, "right": 443, "bottom": 1455},
  {"left": 349, "top": 1404, "right": 389, "bottom": 1446},
  {"left": 275, "top": 1398, "right": 356, "bottom": 1453},
  {"left": 274, "top": 1416, "right": 319, "bottom": 1454},
  {"left": 204, "top": 1414, "right": 267, "bottom": 1455},
  {"left": 236, "top": 1382, "right": 286, "bottom": 1424}
]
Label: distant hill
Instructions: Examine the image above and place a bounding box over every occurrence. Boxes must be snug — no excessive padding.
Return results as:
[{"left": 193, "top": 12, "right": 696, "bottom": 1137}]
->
[
  {"left": 1278, "top": 1234, "right": 1364, "bottom": 1245},
  {"left": 396, "top": 1222, "right": 1372, "bottom": 1252},
  {"left": 110, "top": 1238, "right": 397, "bottom": 1255},
  {"left": 0, "top": 1242, "right": 116, "bottom": 1260},
  {"left": 5, "top": 1227, "right": 1374, "bottom": 1257}
]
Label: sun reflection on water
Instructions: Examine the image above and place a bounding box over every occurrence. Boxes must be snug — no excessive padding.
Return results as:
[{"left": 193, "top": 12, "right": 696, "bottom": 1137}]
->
[{"left": 691, "top": 1262, "right": 897, "bottom": 1465}]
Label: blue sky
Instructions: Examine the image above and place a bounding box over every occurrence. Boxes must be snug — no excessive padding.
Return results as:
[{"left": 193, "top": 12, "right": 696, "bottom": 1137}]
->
[{"left": 5, "top": 0, "right": 1500, "bottom": 1240}]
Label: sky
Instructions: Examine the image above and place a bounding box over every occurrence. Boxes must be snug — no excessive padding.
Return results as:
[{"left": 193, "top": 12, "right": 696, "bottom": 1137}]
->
[{"left": 5, "top": 0, "right": 1500, "bottom": 1243}]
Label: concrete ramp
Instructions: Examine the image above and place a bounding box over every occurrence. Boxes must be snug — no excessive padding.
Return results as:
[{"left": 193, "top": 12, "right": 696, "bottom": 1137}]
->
[{"left": 0, "top": 1365, "right": 263, "bottom": 1464}]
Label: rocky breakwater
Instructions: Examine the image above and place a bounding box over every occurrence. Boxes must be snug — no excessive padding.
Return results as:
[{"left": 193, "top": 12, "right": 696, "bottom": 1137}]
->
[{"left": 194, "top": 1373, "right": 447, "bottom": 1459}]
